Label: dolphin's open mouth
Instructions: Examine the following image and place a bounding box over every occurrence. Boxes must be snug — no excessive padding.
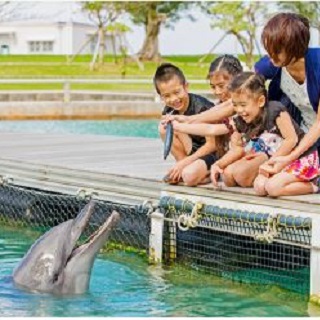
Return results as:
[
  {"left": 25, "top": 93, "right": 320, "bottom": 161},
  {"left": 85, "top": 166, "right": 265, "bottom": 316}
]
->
[{"left": 68, "top": 210, "right": 120, "bottom": 261}]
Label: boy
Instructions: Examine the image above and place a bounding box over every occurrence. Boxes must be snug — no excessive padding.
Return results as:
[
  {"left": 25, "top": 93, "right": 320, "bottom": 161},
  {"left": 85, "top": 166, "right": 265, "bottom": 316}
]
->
[{"left": 154, "top": 63, "right": 217, "bottom": 186}]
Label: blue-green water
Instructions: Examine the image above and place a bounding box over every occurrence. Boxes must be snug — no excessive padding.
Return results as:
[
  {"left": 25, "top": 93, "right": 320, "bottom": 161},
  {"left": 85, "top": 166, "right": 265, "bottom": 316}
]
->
[
  {"left": 1, "top": 226, "right": 319, "bottom": 317},
  {"left": 0, "top": 120, "right": 159, "bottom": 138}
]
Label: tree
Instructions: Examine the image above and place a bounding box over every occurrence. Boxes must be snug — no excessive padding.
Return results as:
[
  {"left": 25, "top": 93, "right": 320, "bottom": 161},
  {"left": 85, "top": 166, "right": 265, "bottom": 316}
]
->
[
  {"left": 203, "top": 1, "right": 269, "bottom": 69},
  {"left": 82, "top": 2, "right": 126, "bottom": 67},
  {"left": 278, "top": 1, "right": 320, "bottom": 45},
  {"left": 125, "top": 2, "right": 193, "bottom": 61}
]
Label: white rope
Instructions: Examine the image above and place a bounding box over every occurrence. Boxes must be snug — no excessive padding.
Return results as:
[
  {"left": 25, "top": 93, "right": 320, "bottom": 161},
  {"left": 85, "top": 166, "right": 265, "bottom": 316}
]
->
[
  {"left": 76, "top": 188, "right": 98, "bottom": 200},
  {"left": 0, "top": 175, "right": 14, "bottom": 186},
  {"left": 177, "top": 202, "right": 203, "bottom": 231},
  {"left": 254, "top": 214, "right": 279, "bottom": 243}
]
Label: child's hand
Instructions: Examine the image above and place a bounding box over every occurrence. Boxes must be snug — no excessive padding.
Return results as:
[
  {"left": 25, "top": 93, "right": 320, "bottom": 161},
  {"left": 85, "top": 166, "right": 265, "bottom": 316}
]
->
[
  {"left": 167, "top": 159, "right": 189, "bottom": 182},
  {"left": 170, "top": 114, "right": 188, "bottom": 123},
  {"left": 171, "top": 120, "right": 184, "bottom": 132},
  {"left": 211, "top": 164, "right": 223, "bottom": 187},
  {"left": 160, "top": 114, "right": 172, "bottom": 127},
  {"left": 258, "top": 164, "right": 271, "bottom": 178}
]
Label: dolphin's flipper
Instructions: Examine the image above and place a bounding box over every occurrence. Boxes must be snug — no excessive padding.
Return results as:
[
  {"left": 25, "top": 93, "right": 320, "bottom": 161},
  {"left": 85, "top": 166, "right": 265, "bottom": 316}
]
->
[{"left": 164, "top": 121, "right": 173, "bottom": 160}]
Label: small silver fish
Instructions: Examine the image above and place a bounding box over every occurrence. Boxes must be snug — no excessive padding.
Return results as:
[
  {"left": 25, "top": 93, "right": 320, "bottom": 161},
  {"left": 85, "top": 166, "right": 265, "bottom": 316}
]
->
[{"left": 164, "top": 120, "right": 174, "bottom": 160}]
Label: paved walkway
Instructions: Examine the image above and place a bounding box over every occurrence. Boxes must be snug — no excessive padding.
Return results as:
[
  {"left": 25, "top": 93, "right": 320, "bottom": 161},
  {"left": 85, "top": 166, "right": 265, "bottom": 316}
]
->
[{"left": 0, "top": 131, "right": 319, "bottom": 215}]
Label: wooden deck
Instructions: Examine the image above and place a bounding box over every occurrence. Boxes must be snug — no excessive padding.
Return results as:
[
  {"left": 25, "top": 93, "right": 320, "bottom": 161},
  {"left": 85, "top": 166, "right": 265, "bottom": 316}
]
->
[{"left": 0, "top": 131, "right": 319, "bottom": 216}]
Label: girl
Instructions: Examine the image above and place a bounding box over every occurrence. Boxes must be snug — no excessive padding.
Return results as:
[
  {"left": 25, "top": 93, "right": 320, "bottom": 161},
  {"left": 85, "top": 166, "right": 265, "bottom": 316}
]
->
[
  {"left": 168, "top": 55, "right": 243, "bottom": 185},
  {"left": 211, "top": 72, "right": 319, "bottom": 197},
  {"left": 169, "top": 54, "right": 242, "bottom": 125},
  {"left": 255, "top": 13, "right": 320, "bottom": 186}
]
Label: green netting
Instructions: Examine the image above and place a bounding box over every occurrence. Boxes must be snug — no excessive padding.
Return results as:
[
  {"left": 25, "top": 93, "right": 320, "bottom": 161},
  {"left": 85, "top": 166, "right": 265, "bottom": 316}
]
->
[
  {"left": 0, "top": 183, "right": 150, "bottom": 253},
  {"left": 160, "top": 196, "right": 311, "bottom": 295}
]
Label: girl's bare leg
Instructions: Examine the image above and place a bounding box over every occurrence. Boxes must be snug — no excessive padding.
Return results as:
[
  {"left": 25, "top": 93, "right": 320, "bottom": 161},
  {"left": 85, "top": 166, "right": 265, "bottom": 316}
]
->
[
  {"left": 221, "top": 162, "right": 238, "bottom": 187},
  {"left": 265, "top": 172, "right": 313, "bottom": 197},
  {"left": 182, "top": 159, "right": 209, "bottom": 186},
  {"left": 232, "top": 154, "right": 268, "bottom": 187},
  {"left": 253, "top": 174, "right": 269, "bottom": 196}
]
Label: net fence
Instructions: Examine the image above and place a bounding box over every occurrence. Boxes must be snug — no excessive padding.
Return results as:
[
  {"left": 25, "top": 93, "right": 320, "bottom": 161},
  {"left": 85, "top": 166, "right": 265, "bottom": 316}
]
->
[
  {"left": 160, "top": 196, "right": 311, "bottom": 295},
  {"left": 0, "top": 182, "right": 313, "bottom": 296},
  {"left": 0, "top": 183, "right": 151, "bottom": 253}
]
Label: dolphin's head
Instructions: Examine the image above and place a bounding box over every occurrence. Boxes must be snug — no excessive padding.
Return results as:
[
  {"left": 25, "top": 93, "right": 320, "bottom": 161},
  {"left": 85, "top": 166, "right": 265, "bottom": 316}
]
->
[{"left": 13, "top": 201, "right": 120, "bottom": 295}]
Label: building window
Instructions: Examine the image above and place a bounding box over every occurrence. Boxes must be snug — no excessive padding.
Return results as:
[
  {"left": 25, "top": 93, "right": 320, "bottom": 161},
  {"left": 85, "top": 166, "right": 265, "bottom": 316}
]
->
[{"left": 28, "top": 41, "right": 53, "bottom": 53}]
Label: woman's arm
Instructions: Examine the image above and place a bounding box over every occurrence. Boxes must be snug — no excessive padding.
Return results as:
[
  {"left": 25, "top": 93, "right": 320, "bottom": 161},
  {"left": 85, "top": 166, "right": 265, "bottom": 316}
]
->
[
  {"left": 265, "top": 102, "right": 320, "bottom": 173},
  {"left": 281, "top": 104, "right": 320, "bottom": 161},
  {"left": 172, "top": 121, "right": 230, "bottom": 137},
  {"left": 272, "top": 111, "right": 298, "bottom": 157}
]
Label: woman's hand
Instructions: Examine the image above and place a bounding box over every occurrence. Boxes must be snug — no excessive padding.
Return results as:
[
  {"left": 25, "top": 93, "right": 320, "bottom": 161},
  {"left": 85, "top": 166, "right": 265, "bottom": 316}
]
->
[
  {"left": 260, "top": 155, "right": 292, "bottom": 175},
  {"left": 210, "top": 164, "right": 223, "bottom": 187}
]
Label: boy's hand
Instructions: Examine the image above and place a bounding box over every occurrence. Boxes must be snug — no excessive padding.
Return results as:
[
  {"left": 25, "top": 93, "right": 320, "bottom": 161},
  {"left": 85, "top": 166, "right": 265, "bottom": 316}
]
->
[
  {"left": 211, "top": 164, "right": 223, "bottom": 187},
  {"left": 167, "top": 158, "right": 190, "bottom": 182},
  {"left": 160, "top": 114, "right": 171, "bottom": 128}
]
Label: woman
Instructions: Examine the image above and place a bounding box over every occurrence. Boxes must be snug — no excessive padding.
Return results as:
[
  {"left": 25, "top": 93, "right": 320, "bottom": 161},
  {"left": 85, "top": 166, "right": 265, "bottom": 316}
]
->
[{"left": 255, "top": 13, "right": 320, "bottom": 183}]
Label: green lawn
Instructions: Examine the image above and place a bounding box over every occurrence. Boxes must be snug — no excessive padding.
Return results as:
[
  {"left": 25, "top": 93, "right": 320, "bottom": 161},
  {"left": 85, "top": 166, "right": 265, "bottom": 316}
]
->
[{"left": 0, "top": 54, "right": 256, "bottom": 91}]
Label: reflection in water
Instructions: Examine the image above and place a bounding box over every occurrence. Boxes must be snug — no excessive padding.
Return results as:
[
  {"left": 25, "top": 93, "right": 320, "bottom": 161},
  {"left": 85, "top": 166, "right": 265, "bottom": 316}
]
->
[{"left": 1, "top": 225, "right": 320, "bottom": 317}]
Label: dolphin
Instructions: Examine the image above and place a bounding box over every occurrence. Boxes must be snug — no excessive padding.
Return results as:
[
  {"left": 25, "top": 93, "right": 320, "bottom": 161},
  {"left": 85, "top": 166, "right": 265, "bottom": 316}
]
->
[{"left": 12, "top": 200, "right": 120, "bottom": 295}]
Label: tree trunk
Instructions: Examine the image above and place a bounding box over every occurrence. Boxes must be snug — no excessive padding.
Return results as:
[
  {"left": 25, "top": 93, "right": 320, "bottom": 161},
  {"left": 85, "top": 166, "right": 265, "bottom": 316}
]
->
[
  {"left": 246, "top": 36, "right": 254, "bottom": 70},
  {"left": 98, "top": 26, "right": 105, "bottom": 65},
  {"left": 137, "top": 5, "right": 165, "bottom": 61}
]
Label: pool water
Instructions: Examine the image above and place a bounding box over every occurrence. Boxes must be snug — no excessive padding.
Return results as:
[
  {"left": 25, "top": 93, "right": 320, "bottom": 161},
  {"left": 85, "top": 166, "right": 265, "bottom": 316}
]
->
[
  {"left": 1, "top": 225, "right": 319, "bottom": 317},
  {"left": 0, "top": 120, "right": 159, "bottom": 138}
]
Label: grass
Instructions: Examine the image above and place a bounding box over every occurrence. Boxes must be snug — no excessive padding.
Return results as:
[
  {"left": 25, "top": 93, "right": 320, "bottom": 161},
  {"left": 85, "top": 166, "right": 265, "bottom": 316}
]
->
[{"left": 0, "top": 54, "right": 259, "bottom": 91}]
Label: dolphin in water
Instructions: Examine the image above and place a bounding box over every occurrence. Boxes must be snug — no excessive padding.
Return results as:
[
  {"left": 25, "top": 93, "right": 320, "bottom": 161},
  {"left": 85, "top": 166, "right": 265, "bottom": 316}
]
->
[{"left": 12, "top": 201, "right": 120, "bottom": 295}]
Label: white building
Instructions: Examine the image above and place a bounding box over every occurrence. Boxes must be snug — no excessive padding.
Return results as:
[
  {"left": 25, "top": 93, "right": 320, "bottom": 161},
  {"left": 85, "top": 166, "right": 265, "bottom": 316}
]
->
[{"left": 0, "top": 2, "right": 121, "bottom": 55}]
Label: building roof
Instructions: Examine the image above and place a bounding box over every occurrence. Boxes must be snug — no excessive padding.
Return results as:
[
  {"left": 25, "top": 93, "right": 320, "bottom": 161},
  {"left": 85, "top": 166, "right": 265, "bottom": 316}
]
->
[{"left": 1, "top": 2, "right": 94, "bottom": 26}]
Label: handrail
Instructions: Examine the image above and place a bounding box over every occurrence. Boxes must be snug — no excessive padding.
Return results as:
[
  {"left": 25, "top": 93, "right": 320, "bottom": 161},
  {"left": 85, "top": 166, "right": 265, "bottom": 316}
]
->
[{"left": 0, "top": 78, "right": 208, "bottom": 103}]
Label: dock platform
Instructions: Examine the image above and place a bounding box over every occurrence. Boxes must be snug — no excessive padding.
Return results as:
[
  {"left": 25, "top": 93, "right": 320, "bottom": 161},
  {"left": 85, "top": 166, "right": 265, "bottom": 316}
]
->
[{"left": 0, "top": 131, "right": 319, "bottom": 215}]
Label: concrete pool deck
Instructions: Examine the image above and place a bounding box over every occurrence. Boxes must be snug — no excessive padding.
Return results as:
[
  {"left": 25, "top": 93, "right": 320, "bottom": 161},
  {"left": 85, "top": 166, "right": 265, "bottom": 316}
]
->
[{"left": 0, "top": 131, "right": 319, "bottom": 216}]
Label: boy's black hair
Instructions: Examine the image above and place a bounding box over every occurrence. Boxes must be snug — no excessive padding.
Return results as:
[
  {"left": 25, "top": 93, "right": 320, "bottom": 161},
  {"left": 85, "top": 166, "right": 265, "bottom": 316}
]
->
[
  {"left": 153, "top": 63, "right": 186, "bottom": 94},
  {"left": 208, "top": 54, "right": 243, "bottom": 78}
]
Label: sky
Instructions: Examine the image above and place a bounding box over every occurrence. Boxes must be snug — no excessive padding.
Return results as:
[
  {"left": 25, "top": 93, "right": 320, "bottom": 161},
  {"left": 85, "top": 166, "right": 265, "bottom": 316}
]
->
[{"left": 4, "top": 1, "right": 320, "bottom": 56}]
